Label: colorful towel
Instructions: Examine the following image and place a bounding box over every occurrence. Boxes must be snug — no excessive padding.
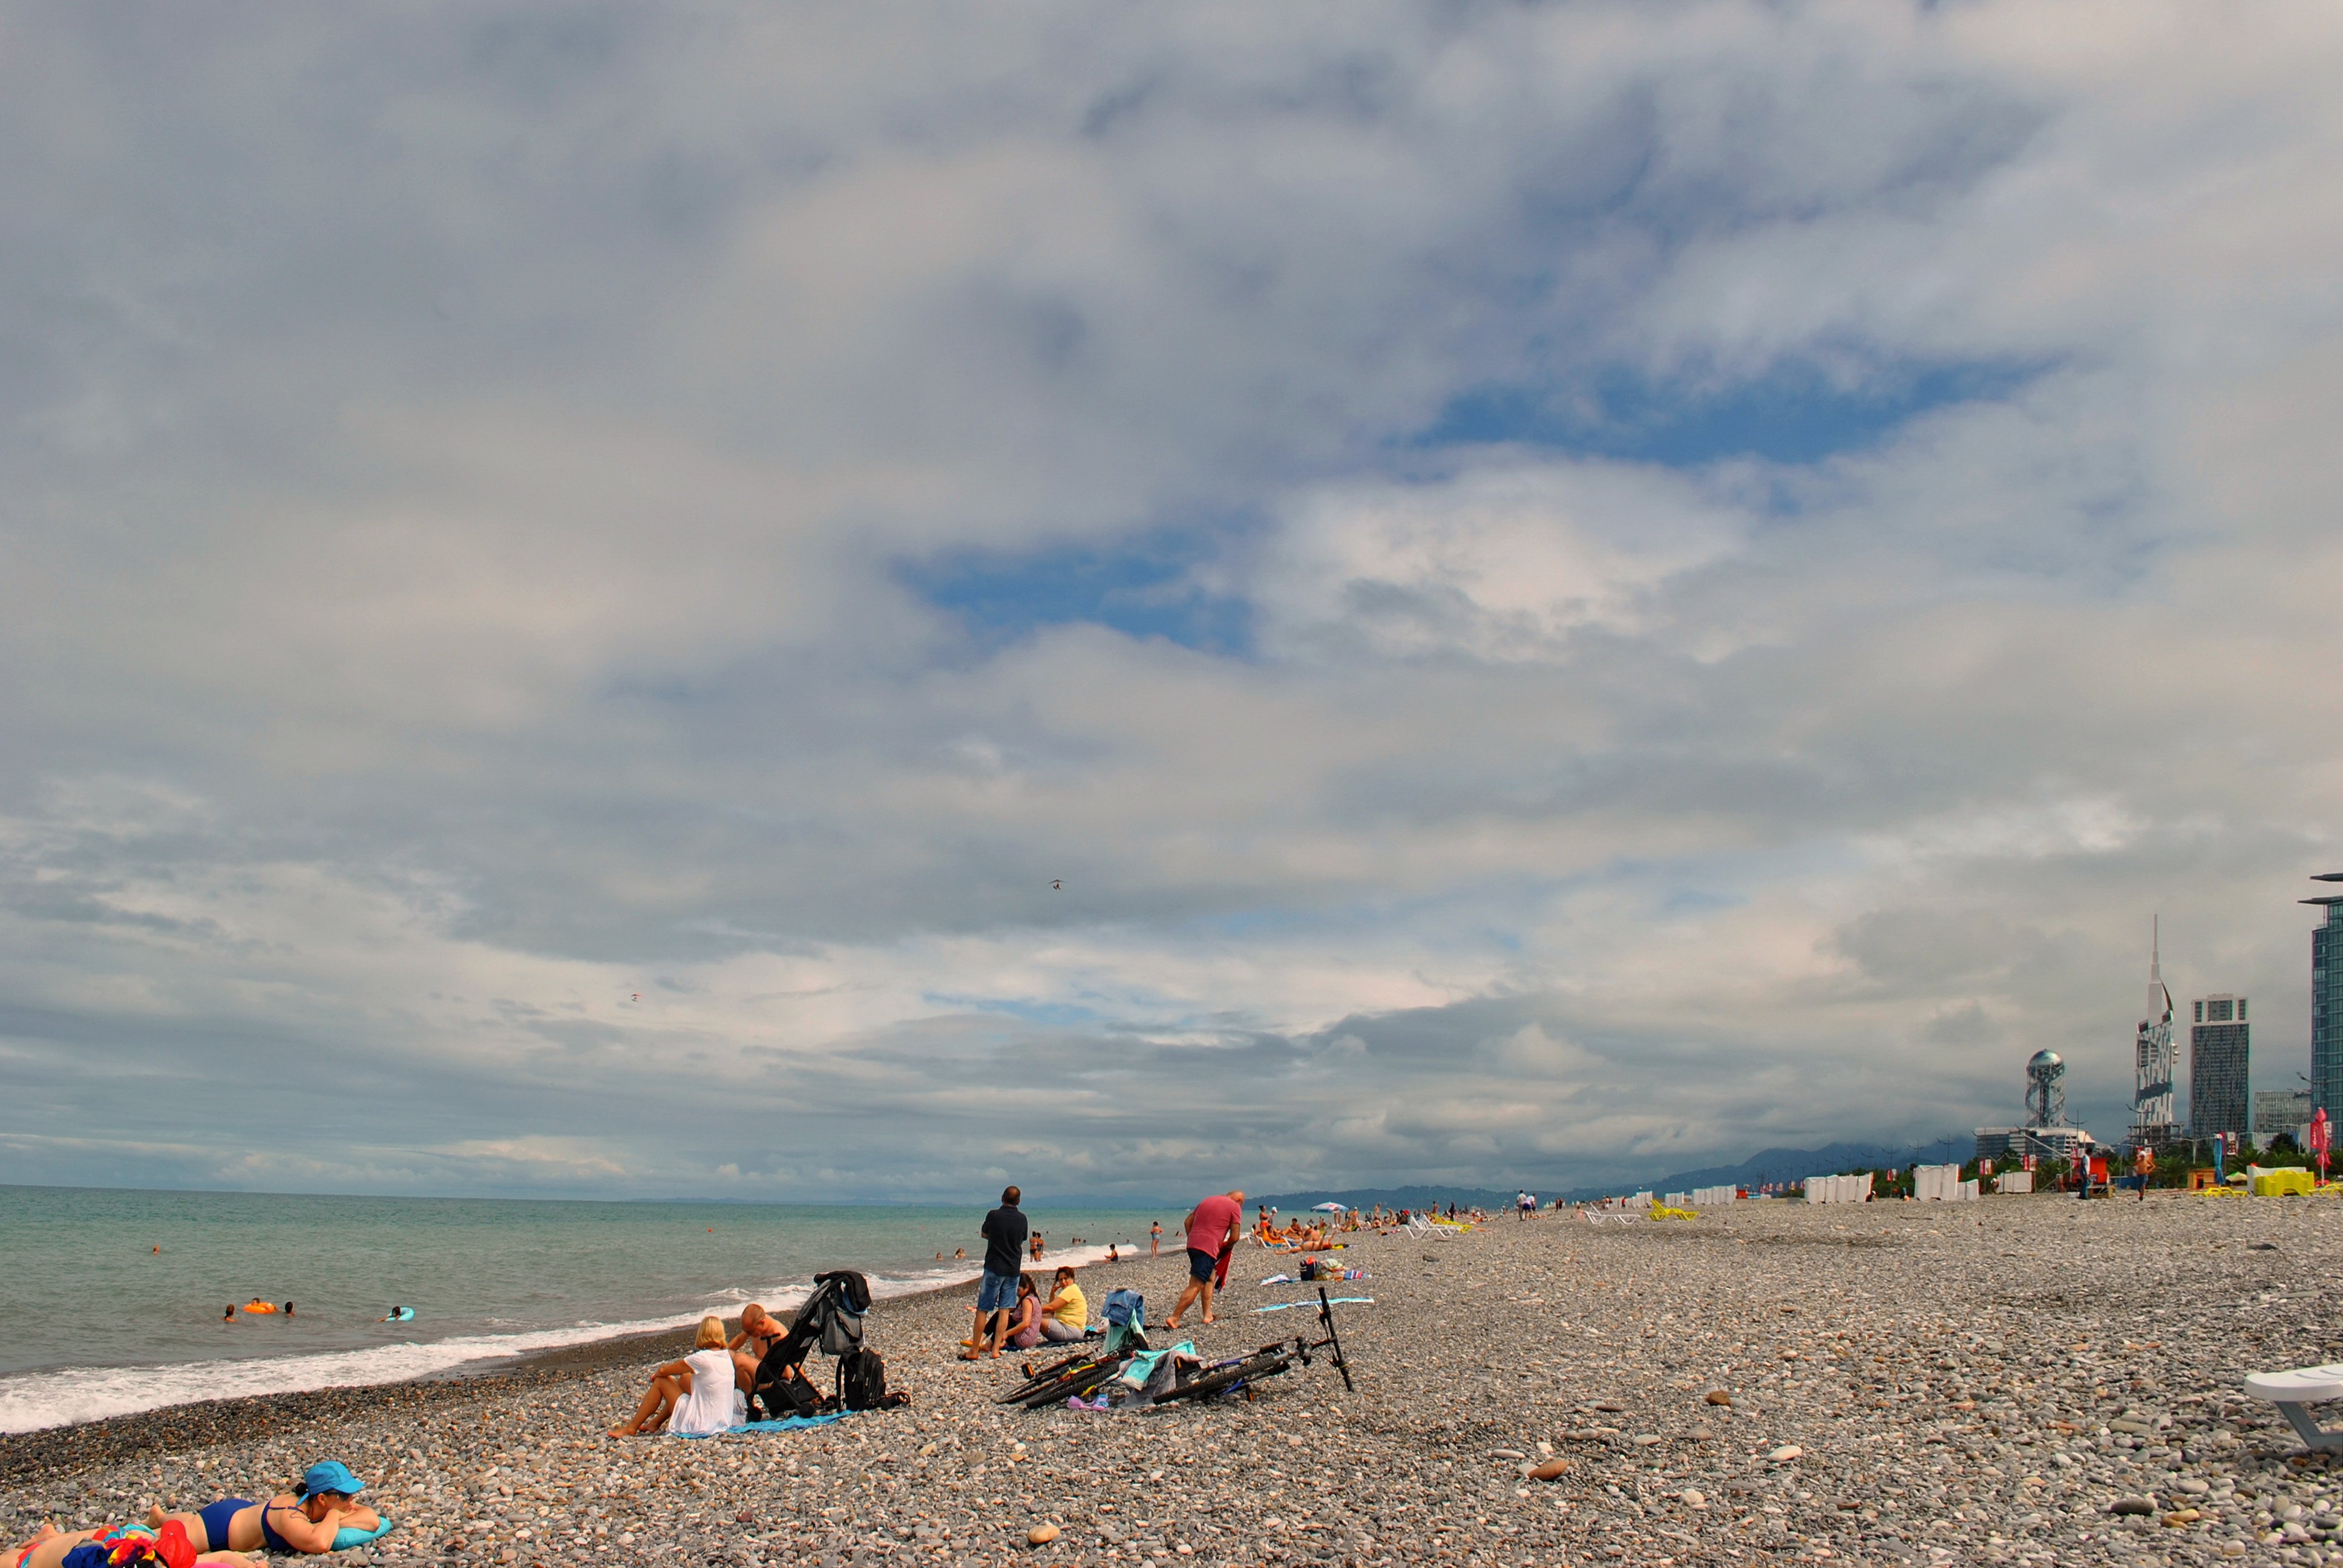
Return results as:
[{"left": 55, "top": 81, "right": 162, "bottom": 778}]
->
[
  {"left": 1251, "top": 1297, "right": 1373, "bottom": 1313},
  {"left": 676, "top": 1411, "right": 852, "bottom": 1438}
]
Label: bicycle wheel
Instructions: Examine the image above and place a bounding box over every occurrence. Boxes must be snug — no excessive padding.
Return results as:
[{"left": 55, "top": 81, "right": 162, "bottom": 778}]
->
[
  {"left": 1015, "top": 1353, "right": 1132, "bottom": 1409},
  {"left": 995, "top": 1349, "right": 1104, "bottom": 1405},
  {"left": 1153, "top": 1351, "right": 1295, "bottom": 1405}
]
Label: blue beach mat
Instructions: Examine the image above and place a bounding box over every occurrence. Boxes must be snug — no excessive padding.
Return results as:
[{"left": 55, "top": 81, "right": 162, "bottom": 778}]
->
[
  {"left": 1250, "top": 1298, "right": 1372, "bottom": 1313},
  {"left": 676, "top": 1411, "right": 852, "bottom": 1439}
]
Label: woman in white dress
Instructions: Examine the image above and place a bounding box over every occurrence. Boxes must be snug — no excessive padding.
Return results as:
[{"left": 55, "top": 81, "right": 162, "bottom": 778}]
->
[{"left": 608, "top": 1316, "right": 746, "bottom": 1436}]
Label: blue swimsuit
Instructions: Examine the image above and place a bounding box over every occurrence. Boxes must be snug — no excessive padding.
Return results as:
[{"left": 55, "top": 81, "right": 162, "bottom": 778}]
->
[
  {"left": 195, "top": 1499, "right": 253, "bottom": 1553},
  {"left": 260, "top": 1500, "right": 302, "bottom": 1553}
]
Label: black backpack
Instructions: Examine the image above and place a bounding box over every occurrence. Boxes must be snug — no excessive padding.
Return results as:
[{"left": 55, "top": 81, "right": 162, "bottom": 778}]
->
[{"left": 838, "top": 1347, "right": 909, "bottom": 1411}]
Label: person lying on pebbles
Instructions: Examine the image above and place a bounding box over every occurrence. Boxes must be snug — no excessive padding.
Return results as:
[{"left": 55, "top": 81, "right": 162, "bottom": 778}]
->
[
  {"left": 8, "top": 1520, "right": 261, "bottom": 1568},
  {"left": 147, "top": 1460, "right": 380, "bottom": 1556}
]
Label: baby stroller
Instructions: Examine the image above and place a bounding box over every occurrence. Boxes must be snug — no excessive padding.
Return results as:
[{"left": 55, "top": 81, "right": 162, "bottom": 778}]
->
[{"left": 746, "top": 1270, "right": 903, "bottom": 1417}]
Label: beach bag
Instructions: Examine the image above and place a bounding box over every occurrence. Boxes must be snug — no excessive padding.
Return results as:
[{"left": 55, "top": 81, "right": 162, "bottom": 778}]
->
[
  {"left": 821, "top": 1301, "right": 864, "bottom": 1356},
  {"left": 818, "top": 1269, "right": 873, "bottom": 1313},
  {"left": 839, "top": 1347, "right": 909, "bottom": 1410},
  {"left": 750, "top": 1362, "right": 824, "bottom": 1422},
  {"left": 800, "top": 1272, "right": 867, "bottom": 1356}
]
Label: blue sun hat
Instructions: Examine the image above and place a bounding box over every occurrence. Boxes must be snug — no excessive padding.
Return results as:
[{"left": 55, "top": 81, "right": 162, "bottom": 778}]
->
[{"left": 298, "top": 1460, "right": 365, "bottom": 1498}]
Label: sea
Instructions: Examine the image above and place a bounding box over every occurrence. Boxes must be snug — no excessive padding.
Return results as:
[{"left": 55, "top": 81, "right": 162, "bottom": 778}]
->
[{"left": 0, "top": 1184, "right": 1168, "bottom": 1434}]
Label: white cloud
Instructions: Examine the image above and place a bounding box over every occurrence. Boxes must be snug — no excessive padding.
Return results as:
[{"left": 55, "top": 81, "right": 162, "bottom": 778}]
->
[{"left": 1, "top": 0, "right": 2339, "bottom": 1198}]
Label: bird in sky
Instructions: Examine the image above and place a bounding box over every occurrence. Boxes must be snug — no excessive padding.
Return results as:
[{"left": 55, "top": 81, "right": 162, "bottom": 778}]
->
[{"left": 1050, "top": 880, "right": 1062, "bottom": 890}]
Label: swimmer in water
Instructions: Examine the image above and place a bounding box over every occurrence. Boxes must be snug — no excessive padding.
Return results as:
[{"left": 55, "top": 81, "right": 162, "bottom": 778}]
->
[
  {"left": 283, "top": 1302, "right": 294, "bottom": 1317},
  {"left": 223, "top": 1305, "right": 235, "bottom": 1322},
  {"left": 382, "top": 1306, "right": 403, "bottom": 1321}
]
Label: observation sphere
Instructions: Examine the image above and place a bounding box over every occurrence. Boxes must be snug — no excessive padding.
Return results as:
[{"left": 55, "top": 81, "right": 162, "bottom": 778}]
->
[{"left": 2028, "top": 1050, "right": 2063, "bottom": 1071}]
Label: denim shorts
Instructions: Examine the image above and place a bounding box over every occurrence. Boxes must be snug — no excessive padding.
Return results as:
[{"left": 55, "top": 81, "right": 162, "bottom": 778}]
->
[
  {"left": 977, "top": 1269, "right": 1018, "bottom": 1314},
  {"left": 1186, "top": 1247, "right": 1218, "bottom": 1283}
]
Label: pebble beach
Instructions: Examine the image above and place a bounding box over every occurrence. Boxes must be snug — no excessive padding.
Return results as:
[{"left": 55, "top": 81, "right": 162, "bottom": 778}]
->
[{"left": 11, "top": 1193, "right": 2343, "bottom": 1568}]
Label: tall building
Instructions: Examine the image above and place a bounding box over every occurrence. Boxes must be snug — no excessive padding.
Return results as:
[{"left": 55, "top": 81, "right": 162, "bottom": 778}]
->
[
  {"left": 2131, "top": 921, "right": 2179, "bottom": 1146},
  {"left": 2257, "top": 1088, "right": 2312, "bottom": 1148},
  {"left": 2188, "top": 993, "right": 2250, "bottom": 1143},
  {"left": 2310, "top": 875, "right": 2343, "bottom": 1120},
  {"left": 1977, "top": 1048, "right": 2088, "bottom": 1164}
]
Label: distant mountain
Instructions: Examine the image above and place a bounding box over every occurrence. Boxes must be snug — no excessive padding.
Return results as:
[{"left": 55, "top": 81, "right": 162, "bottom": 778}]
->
[{"left": 1591, "top": 1142, "right": 1918, "bottom": 1201}]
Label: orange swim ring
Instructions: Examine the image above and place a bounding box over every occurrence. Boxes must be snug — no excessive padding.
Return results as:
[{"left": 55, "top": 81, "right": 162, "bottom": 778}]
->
[{"left": 243, "top": 1299, "right": 277, "bottom": 1314}]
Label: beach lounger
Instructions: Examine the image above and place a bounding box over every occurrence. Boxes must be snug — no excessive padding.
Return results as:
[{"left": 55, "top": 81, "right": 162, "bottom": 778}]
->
[{"left": 2246, "top": 1364, "right": 2343, "bottom": 1452}]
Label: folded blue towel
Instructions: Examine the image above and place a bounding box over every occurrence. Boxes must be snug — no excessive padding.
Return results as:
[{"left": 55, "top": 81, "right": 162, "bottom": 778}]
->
[
  {"left": 676, "top": 1411, "right": 852, "bottom": 1438},
  {"left": 1251, "top": 1297, "right": 1373, "bottom": 1313}
]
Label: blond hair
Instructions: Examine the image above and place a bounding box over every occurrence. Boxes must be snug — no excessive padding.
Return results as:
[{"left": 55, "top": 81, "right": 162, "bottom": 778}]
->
[{"left": 695, "top": 1315, "right": 728, "bottom": 1350}]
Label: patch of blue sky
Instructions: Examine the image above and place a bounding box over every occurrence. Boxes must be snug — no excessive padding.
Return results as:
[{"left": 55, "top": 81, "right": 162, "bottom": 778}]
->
[
  {"left": 1415, "top": 355, "right": 2043, "bottom": 468},
  {"left": 1660, "top": 887, "right": 1745, "bottom": 915},
  {"left": 897, "top": 524, "right": 1253, "bottom": 657},
  {"left": 920, "top": 993, "right": 1107, "bottom": 1027}
]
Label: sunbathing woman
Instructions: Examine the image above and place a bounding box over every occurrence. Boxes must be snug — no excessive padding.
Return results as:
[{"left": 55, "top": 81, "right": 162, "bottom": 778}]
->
[
  {"left": 608, "top": 1316, "right": 742, "bottom": 1437},
  {"left": 145, "top": 1461, "right": 379, "bottom": 1557},
  {"left": 8, "top": 1520, "right": 261, "bottom": 1568}
]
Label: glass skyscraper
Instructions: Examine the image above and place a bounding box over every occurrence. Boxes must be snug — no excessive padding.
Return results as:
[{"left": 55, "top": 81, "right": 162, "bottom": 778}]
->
[
  {"left": 2188, "top": 993, "right": 2249, "bottom": 1143},
  {"left": 2310, "top": 875, "right": 2343, "bottom": 1121}
]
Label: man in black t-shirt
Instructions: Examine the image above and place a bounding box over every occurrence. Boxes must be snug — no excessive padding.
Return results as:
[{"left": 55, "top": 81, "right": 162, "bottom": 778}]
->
[{"left": 962, "top": 1185, "right": 1028, "bottom": 1359}]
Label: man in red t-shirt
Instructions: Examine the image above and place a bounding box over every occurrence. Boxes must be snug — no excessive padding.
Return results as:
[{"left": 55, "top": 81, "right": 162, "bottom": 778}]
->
[{"left": 1166, "top": 1189, "right": 1245, "bottom": 1330}]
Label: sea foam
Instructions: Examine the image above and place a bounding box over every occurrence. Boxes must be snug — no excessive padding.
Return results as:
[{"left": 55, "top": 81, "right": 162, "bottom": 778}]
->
[{"left": 0, "top": 1248, "right": 1119, "bottom": 1433}]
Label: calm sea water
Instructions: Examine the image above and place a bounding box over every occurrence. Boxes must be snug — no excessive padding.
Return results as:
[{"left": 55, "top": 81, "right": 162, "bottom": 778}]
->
[{"left": 0, "top": 1185, "right": 1167, "bottom": 1433}]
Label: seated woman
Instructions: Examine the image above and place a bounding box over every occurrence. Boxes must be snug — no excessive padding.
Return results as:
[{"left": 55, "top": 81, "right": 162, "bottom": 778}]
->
[
  {"left": 1002, "top": 1275, "right": 1044, "bottom": 1350},
  {"left": 608, "top": 1316, "right": 744, "bottom": 1437},
  {"left": 1037, "top": 1267, "right": 1087, "bottom": 1344},
  {"left": 141, "top": 1461, "right": 378, "bottom": 1558}
]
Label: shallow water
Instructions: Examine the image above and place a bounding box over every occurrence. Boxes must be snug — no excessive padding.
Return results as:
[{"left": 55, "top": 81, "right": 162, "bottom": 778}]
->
[{"left": 0, "top": 1184, "right": 1164, "bottom": 1431}]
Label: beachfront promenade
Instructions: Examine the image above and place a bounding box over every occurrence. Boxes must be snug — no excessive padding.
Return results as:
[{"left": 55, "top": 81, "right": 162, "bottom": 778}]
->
[{"left": 8, "top": 1194, "right": 2343, "bottom": 1567}]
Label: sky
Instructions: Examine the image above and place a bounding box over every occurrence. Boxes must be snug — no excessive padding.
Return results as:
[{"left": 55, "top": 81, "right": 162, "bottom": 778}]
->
[{"left": 4, "top": 1, "right": 2341, "bottom": 1203}]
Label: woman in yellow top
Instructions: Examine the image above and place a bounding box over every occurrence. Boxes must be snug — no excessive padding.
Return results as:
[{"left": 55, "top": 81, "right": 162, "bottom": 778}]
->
[{"left": 1037, "top": 1267, "right": 1087, "bottom": 1344}]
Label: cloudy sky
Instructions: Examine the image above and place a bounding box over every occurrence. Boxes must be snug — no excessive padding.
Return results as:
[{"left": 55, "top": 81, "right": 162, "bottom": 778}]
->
[{"left": 4, "top": 1, "right": 2339, "bottom": 1203}]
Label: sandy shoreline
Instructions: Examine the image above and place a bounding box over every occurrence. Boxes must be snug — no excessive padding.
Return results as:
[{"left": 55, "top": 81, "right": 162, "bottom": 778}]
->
[{"left": 13, "top": 1198, "right": 2343, "bottom": 1566}]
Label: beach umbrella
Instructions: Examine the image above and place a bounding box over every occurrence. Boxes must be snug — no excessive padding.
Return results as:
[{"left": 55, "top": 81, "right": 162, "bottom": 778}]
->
[
  {"left": 2312, "top": 1109, "right": 2331, "bottom": 1184},
  {"left": 1311, "top": 1201, "right": 1345, "bottom": 1212}
]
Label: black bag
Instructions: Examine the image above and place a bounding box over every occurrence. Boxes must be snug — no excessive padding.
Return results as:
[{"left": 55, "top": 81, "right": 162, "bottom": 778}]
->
[
  {"left": 838, "top": 1347, "right": 909, "bottom": 1411},
  {"left": 819, "top": 1269, "right": 873, "bottom": 1313},
  {"left": 802, "top": 1273, "right": 867, "bottom": 1357},
  {"left": 749, "top": 1361, "right": 825, "bottom": 1422}
]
